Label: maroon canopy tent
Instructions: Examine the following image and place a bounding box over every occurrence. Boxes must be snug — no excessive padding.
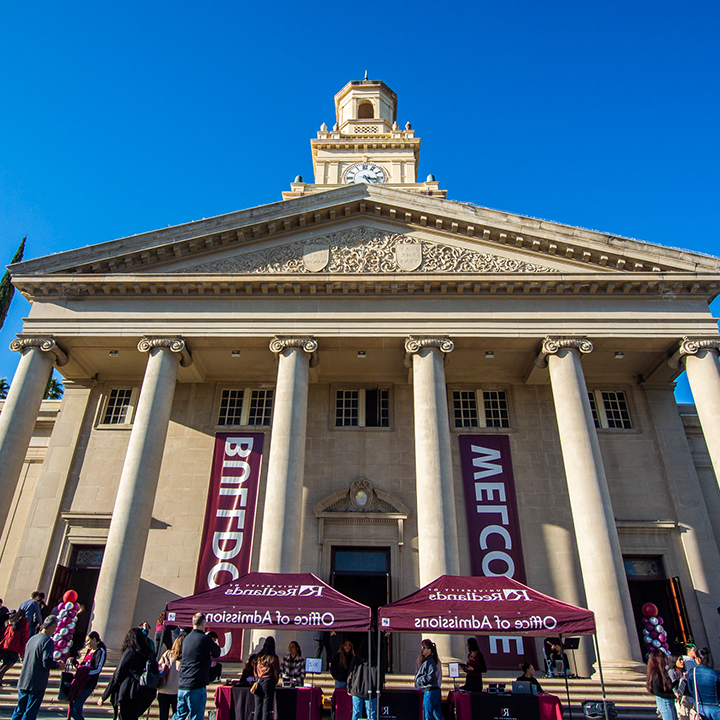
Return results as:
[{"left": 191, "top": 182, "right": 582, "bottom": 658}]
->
[
  {"left": 378, "top": 574, "right": 596, "bottom": 636},
  {"left": 165, "top": 572, "right": 372, "bottom": 632}
]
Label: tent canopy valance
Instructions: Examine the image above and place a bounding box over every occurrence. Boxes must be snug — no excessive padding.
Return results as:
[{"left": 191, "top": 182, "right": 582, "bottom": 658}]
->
[
  {"left": 377, "top": 575, "right": 595, "bottom": 636},
  {"left": 165, "top": 572, "right": 372, "bottom": 632}
]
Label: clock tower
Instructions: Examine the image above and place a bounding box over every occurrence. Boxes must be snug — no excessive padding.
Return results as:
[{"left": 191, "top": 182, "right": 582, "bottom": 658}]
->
[{"left": 283, "top": 77, "right": 446, "bottom": 199}]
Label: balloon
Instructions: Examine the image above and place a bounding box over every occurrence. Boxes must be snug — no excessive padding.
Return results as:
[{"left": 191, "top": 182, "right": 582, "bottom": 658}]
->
[
  {"left": 657, "top": 617, "right": 664, "bottom": 625},
  {"left": 656, "top": 625, "right": 664, "bottom": 634},
  {"left": 643, "top": 603, "right": 659, "bottom": 618},
  {"left": 650, "top": 617, "right": 659, "bottom": 625},
  {"left": 52, "top": 633, "right": 61, "bottom": 642},
  {"left": 65, "top": 602, "right": 74, "bottom": 611},
  {"left": 56, "top": 639, "right": 66, "bottom": 649},
  {"left": 73, "top": 602, "right": 80, "bottom": 611},
  {"left": 650, "top": 631, "right": 659, "bottom": 639},
  {"left": 653, "top": 640, "right": 661, "bottom": 647},
  {"left": 60, "top": 628, "right": 69, "bottom": 637},
  {"left": 659, "top": 634, "right": 667, "bottom": 643},
  {"left": 53, "top": 651, "right": 62, "bottom": 660},
  {"left": 59, "top": 610, "right": 67, "bottom": 619},
  {"left": 67, "top": 609, "right": 76, "bottom": 619},
  {"left": 63, "top": 590, "right": 78, "bottom": 604}
]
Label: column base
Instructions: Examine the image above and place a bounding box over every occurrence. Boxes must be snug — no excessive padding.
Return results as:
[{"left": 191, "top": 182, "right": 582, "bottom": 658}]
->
[{"left": 594, "top": 659, "right": 647, "bottom": 679}]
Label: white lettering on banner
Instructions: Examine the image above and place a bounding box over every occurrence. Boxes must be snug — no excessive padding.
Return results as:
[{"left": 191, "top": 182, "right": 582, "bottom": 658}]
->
[
  {"left": 503, "top": 589, "right": 530, "bottom": 602},
  {"left": 222, "top": 583, "right": 324, "bottom": 597},
  {"left": 204, "top": 609, "right": 335, "bottom": 627},
  {"left": 220, "top": 632, "right": 232, "bottom": 656},
  {"left": 471, "top": 444, "right": 514, "bottom": 579},
  {"left": 206, "top": 437, "right": 254, "bottom": 587},
  {"left": 489, "top": 636, "right": 524, "bottom": 654}
]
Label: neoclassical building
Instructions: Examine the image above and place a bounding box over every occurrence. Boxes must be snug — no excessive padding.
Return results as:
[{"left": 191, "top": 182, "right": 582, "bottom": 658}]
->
[{"left": 1, "top": 78, "right": 720, "bottom": 676}]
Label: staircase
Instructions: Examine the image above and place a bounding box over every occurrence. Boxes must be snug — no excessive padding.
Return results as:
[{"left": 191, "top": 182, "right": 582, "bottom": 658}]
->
[{"left": 0, "top": 664, "right": 660, "bottom": 719}]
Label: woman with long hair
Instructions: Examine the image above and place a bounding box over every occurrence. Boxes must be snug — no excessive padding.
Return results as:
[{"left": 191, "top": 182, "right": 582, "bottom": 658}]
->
[
  {"left": 157, "top": 633, "right": 184, "bottom": 720},
  {"left": 69, "top": 631, "right": 106, "bottom": 720},
  {"left": 331, "top": 640, "right": 355, "bottom": 688},
  {"left": 646, "top": 649, "right": 677, "bottom": 720},
  {"left": 281, "top": 641, "right": 306, "bottom": 688},
  {"left": 253, "top": 637, "right": 280, "bottom": 720},
  {"left": 460, "top": 637, "right": 486, "bottom": 692},
  {"left": 99, "top": 627, "right": 156, "bottom": 720},
  {"left": 685, "top": 647, "right": 720, "bottom": 720},
  {"left": 414, "top": 639, "right": 443, "bottom": 720},
  {"left": 0, "top": 609, "right": 29, "bottom": 685}
]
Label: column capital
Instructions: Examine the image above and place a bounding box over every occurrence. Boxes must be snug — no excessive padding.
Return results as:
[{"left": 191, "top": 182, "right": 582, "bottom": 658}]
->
[
  {"left": 10, "top": 336, "right": 69, "bottom": 366},
  {"left": 403, "top": 336, "right": 454, "bottom": 367},
  {"left": 535, "top": 335, "right": 593, "bottom": 369},
  {"left": 668, "top": 336, "right": 720, "bottom": 370},
  {"left": 137, "top": 337, "right": 193, "bottom": 367},
  {"left": 269, "top": 336, "right": 319, "bottom": 367}
]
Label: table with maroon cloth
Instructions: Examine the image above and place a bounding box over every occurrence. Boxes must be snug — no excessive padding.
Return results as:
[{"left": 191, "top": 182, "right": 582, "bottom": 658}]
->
[
  {"left": 448, "top": 690, "right": 563, "bottom": 720},
  {"left": 333, "top": 688, "right": 424, "bottom": 720},
  {"left": 215, "top": 684, "right": 323, "bottom": 720}
]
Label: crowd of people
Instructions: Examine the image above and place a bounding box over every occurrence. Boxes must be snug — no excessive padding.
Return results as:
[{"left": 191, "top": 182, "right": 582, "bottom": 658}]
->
[{"left": 647, "top": 644, "right": 720, "bottom": 720}]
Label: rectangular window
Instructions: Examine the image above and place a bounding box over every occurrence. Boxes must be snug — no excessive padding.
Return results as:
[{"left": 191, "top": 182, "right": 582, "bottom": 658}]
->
[
  {"left": 452, "top": 390, "right": 510, "bottom": 428},
  {"left": 589, "top": 390, "right": 633, "bottom": 429},
  {"left": 453, "top": 391, "right": 478, "bottom": 428},
  {"left": 102, "top": 388, "right": 137, "bottom": 425},
  {"left": 217, "top": 388, "right": 273, "bottom": 427},
  {"left": 248, "top": 389, "right": 274, "bottom": 426},
  {"left": 483, "top": 390, "right": 509, "bottom": 428},
  {"left": 335, "top": 388, "right": 390, "bottom": 428},
  {"left": 218, "top": 389, "right": 245, "bottom": 426},
  {"left": 601, "top": 391, "right": 632, "bottom": 429}
]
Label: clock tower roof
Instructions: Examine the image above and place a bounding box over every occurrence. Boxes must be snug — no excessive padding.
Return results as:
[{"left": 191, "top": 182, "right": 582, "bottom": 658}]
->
[{"left": 334, "top": 78, "right": 398, "bottom": 131}]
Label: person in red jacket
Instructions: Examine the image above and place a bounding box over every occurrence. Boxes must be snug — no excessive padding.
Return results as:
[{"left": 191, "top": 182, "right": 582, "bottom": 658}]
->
[{"left": 0, "top": 609, "right": 30, "bottom": 685}]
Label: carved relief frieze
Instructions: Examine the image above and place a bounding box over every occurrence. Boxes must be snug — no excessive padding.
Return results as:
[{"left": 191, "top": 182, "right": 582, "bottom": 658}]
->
[{"left": 173, "top": 227, "right": 558, "bottom": 275}]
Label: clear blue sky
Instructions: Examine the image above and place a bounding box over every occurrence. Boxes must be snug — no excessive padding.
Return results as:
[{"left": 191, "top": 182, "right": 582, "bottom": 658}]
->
[{"left": 1, "top": 1, "right": 718, "bottom": 401}]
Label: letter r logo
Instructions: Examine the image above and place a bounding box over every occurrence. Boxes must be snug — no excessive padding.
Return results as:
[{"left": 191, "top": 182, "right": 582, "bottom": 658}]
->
[
  {"left": 298, "top": 585, "right": 323, "bottom": 597},
  {"left": 502, "top": 589, "right": 530, "bottom": 602}
]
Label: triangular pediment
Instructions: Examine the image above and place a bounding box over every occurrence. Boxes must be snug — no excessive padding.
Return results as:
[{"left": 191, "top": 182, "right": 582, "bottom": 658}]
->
[{"left": 10, "top": 184, "right": 720, "bottom": 281}]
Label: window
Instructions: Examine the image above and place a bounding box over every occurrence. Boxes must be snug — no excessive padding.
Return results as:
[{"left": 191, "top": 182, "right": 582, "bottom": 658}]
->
[
  {"left": 357, "top": 101, "right": 374, "bottom": 119},
  {"left": 335, "top": 388, "right": 390, "bottom": 428},
  {"left": 452, "top": 390, "right": 510, "bottom": 429},
  {"left": 217, "top": 388, "right": 274, "bottom": 426},
  {"left": 588, "top": 390, "right": 632, "bottom": 429},
  {"left": 100, "top": 387, "right": 138, "bottom": 426}
]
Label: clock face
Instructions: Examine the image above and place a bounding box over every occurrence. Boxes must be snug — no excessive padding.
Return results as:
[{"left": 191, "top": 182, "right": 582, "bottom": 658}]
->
[{"left": 344, "top": 162, "right": 387, "bottom": 185}]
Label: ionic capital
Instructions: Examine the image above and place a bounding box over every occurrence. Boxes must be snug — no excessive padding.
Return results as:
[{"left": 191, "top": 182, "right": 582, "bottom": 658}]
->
[
  {"left": 535, "top": 335, "right": 593, "bottom": 369},
  {"left": 10, "top": 336, "right": 69, "bottom": 367},
  {"left": 403, "top": 336, "right": 454, "bottom": 367},
  {"left": 269, "top": 336, "right": 319, "bottom": 367},
  {"left": 668, "top": 336, "right": 720, "bottom": 370},
  {"left": 137, "top": 337, "right": 193, "bottom": 367}
]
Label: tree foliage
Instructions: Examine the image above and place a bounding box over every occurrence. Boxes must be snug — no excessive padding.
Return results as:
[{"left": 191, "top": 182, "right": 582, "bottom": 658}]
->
[
  {"left": 44, "top": 375, "right": 64, "bottom": 400},
  {"left": 0, "top": 236, "right": 26, "bottom": 331}
]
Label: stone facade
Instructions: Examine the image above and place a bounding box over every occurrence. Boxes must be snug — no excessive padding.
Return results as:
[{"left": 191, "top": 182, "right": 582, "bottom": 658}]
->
[{"left": 2, "top": 78, "right": 720, "bottom": 677}]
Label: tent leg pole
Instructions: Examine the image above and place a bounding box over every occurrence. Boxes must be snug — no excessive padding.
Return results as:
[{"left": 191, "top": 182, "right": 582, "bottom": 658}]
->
[
  {"left": 561, "top": 634, "right": 572, "bottom": 720},
  {"left": 592, "top": 634, "right": 610, "bottom": 720},
  {"left": 375, "top": 627, "right": 380, "bottom": 720}
]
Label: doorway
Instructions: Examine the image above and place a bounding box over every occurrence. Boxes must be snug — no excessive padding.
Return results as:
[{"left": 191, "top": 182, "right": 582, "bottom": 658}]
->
[
  {"left": 331, "top": 546, "right": 391, "bottom": 671},
  {"left": 624, "top": 556, "right": 692, "bottom": 657},
  {"left": 49, "top": 545, "right": 105, "bottom": 657}
]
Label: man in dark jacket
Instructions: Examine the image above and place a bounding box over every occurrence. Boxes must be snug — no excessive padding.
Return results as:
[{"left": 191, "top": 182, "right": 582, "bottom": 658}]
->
[
  {"left": 347, "top": 649, "right": 378, "bottom": 720},
  {"left": 174, "top": 612, "right": 220, "bottom": 720},
  {"left": 11, "top": 615, "right": 59, "bottom": 720}
]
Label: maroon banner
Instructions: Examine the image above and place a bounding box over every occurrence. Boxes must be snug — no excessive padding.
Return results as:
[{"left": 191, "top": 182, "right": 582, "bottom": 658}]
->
[
  {"left": 459, "top": 435, "right": 538, "bottom": 670},
  {"left": 194, "top": 433, "right": 264, "bottom": 661}
]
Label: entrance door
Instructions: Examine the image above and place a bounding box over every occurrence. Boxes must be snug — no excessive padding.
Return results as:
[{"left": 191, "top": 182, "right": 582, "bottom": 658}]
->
[
  {"left": 331, "top": 546, "right": 391, "bottom": 670},
  {"left": 50, "top": 545, "right": 105, "bottom": 657},
  {"left": 624, "top": 556, "right": 691, "bottom": 657}
]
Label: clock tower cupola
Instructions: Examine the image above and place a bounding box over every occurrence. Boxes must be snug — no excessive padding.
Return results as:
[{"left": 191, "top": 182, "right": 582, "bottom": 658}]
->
[{"left": 283, "top": 76, "right": 446, "bottom": 199}]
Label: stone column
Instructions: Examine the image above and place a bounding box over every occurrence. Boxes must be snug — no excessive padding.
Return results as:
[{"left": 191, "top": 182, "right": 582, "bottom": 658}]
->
[
  {"left": 257, "top": 336, "right": 318, "bottom": 574},
  {"left": 0, "top": 337, "right": 68, "bottom": 536},
  {"left": 92, "top": 337, "right": 192, "bottom": 651},
  {"left": 537, "top": 337, "right": 642, "bottom": 673},
  {"left": 405, "top": 336, "right": 460, "bottom": 660},
  {"left": 670, "top": 337, "right": 720, "bottom": 488}
]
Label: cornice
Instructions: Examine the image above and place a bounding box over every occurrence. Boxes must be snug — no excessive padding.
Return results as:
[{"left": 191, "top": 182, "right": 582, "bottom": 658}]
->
[
  {"left": 13, "top": 272, "right": 720, "bottom": 301},
  {"left": 10, "top": 185, "right": 720, "bottom": 278}
]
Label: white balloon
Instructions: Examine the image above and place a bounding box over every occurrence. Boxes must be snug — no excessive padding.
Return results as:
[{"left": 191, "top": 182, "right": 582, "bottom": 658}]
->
[{"left": 65, "top": 602, "right": 74, "bottom": 611}]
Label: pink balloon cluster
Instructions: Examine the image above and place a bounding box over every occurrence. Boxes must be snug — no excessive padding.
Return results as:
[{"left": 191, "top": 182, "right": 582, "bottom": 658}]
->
[
  {"left": 641, "top": 602, "right": 669, "bottom": 654},
  {"left": 52, "top": 590, "right": 81, "bottom": 662}
]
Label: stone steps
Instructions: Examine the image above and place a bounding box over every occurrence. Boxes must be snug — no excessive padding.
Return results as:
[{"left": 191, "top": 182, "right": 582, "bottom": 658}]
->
[{"left": 0, "top": 664, "right": 661, "bottom": 719}]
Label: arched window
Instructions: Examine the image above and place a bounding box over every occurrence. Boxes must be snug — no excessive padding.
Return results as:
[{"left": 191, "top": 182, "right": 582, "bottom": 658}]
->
[{"left": 357, "top": 101, "right": 374, "bottom": 119}]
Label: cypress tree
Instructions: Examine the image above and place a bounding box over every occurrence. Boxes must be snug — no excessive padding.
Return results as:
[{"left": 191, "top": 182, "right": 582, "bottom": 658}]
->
[{"left": 0, "top": 236, "right": 26, "bottom": 330}]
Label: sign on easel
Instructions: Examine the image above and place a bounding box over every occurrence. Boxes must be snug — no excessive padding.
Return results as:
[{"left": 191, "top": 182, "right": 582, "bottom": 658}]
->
[
  {"left": 306, "top": 658, "right": 322, "bottom": 675},
  {"left": 448, "top": 662, "right": 460, "bottom": 679}
]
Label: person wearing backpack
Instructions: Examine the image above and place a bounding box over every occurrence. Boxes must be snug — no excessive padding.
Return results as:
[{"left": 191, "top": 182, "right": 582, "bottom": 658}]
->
[
  {"left": 173, "top": 613, "right": 220, "bottom": 720},
  {"left": 158, "top": 634, "right": 184, "bottom": 720},
  {"left": 99, "top": 627, "right": 156, "bottom": 720}
]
